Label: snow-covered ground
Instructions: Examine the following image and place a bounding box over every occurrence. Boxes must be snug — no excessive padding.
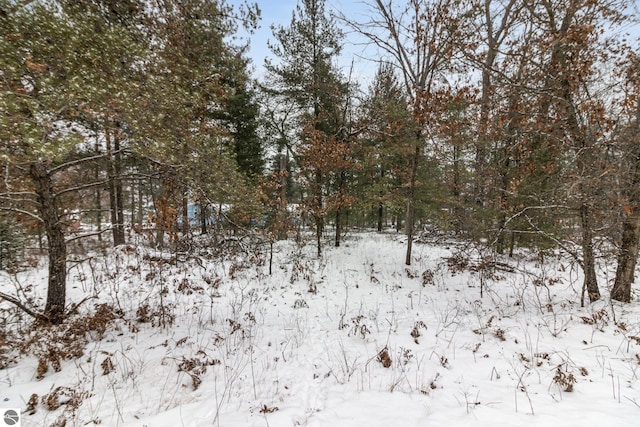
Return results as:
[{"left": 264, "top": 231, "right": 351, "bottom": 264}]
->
[{"left": 1, "top": 232, "right": 639, "bottom": 426}]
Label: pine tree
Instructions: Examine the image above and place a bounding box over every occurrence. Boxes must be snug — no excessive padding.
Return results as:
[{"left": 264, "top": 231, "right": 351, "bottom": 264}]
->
[
  {"left": 358, "top": 63, "right": 413, "bottom": 232},
  {"left": 0, "top": 0, "right": 141, "bottom": 322},
  {"left": 134, "top": 0, "right": 261, "bottom": 245},
  {"left": 264, "top": 0, "right": 348, "bottom": 256}
]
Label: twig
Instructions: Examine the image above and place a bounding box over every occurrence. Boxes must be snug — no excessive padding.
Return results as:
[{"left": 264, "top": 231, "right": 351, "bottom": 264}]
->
[
  {"left": 625, "top": 396, "right": 640, "bottom": 408},
  {"left": 0, "top": 291, "right": 49, "bottom": 323},
  {"left": 66, "top": 295, "right": 98, "bottom": 317}
]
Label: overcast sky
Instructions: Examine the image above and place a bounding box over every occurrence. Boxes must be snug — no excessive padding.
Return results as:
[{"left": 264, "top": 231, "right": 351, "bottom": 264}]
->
[
  {"left": 228, "top": 0, "right": 640, "bottom": 86},
  {"left": 226, "top": 0, "right": 378, "bottom": 83}
]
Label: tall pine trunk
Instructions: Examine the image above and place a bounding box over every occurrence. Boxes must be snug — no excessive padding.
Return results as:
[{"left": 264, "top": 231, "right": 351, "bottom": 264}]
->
[
  {"left": 199, "top": 199, "right": 208, "bottom": 235},
  {"left": 405, "top": 142, "right": 420, "bottom": 266},
  {"left": 335, "top": 169, "right": 346, "bottom": 247},
  {"left": 30, "top": 161, "right": 67, "bottom": 324},
  {"left": 106, "top": 126, "right": 125, "bottom": 246},
  {"left": 377, "top": 170, "right": 384, "bottom": 232},
  {"left": 580, "top": 203, "right": 600, "bottom": 302},
  {"left": 278, "top": 153, "right": 288, "bottom": 240},
  {"left": 114, "top": 136, "right": 125, "bottom": 244}
]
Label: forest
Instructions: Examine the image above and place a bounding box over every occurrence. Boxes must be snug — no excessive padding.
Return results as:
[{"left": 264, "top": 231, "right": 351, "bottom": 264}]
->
[{"left": 1, "top": 1, "right": 640, "bottom": 425}]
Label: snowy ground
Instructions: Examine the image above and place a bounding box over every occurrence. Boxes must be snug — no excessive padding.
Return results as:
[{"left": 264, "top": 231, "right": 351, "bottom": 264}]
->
[{"left": 1, "top": 232, "right": 639, "bottom": 426}]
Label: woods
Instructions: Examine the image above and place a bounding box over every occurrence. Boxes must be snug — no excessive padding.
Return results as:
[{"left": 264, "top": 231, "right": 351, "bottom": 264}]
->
[{"left": 1, "top": 0, "right": 640, "bottom": 324}]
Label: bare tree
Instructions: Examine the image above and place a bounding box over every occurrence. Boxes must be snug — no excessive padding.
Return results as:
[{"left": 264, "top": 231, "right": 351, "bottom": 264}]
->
[{"left": 343, "top": 0, "right": 470, "bottom": 265}]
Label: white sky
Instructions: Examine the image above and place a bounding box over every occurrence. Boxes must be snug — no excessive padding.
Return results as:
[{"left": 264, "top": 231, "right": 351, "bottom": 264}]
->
[
  {"left": 228, "top": 0, "right": 640, "bottom": 88},
  {"left": 227, "top": 0, "right": 379, "bottom": 84}
]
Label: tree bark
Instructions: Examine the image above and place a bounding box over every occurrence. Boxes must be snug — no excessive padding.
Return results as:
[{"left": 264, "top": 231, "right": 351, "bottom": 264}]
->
[
  {"left": 199, "top": 199, "right": 208, "bottom": 235},
  {"left": 612, "top": 139, "right": 640, "bottom": 302},
  {"left": 182, "top": 192, "right": 189, "bottom": 234},
  {"left": 314, "top": 168, "right": 323, "bottom": 257},
  {"left": 580, "top": 203, "right": 601, "bottom": 302},
  {"left": 335, "top": 169, "right": 346, "bottom": 247},
  {"left": 476, "top": 0, "right": 518, "bottom": 210},
  {"left": 335, "top": 207, "right": 342, "bottom": 247},
  {"left": 278, "top": 153, "right": 288, "bottom": 240},
  {"left": 106, "top": 126, "right": 125, "bottom": 246},
  {"left": 405, "top": 143, "right": 420, "bottom": 266},
  {"left": 377, "top": 167, "right": 385, "bottom": 232},
  {"left": 114, "top": 135, "right": 125, "bottom": 244},
  {"left": 30, "top": 161, "right": 67, "bottom": 324},
  {"left": 94, "top": 172, "right": 102, "bottom": 242},
  {"left": 612, "top": 214, "right": 640, "bottom": 302}
]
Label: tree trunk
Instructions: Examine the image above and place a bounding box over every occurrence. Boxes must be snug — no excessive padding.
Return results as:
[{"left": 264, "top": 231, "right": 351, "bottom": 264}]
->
[
  {"left": 580, "top": 203, "right": 600, "bottom": 302},
  {"left": 611, "top": 95, "right": 640, "bottom": 302},
  {"left": 335, "top": 208, "right": 341, "bottom": 247},
  {"left": 314, "top": 169, "right": 323, "bottom": 257},
  {"left": 316, "top": 217, "right": 322, "bottom": 257},
  {"left": 405, "top": 143, "right": 420, "bottom": 266},
  {"left": 612, "top": 143, "right": 640, "bottom": 302},
  {"left": 137, "top": 177, "right": 144, "bottom": 226},
  {"left": 335, "top": 169, "right": 346, "bottom": 247},
  {"left": 377, "top": 168, "right": 385, "bottom": 232},
  {"left": 475, "top": 48, "right": 496, "bottom": 210},
  {"left": 199, "top": 199, "right": 208, "bottom": 235},
  {"left": 182, "top": 192, "right": 189, "bottom": 235},
  {"left": 94, "top": 176, "right": 102, "bottom": 242},
  {"left": 106, "top": 126, "right": 125, "bottom": 246},
  {"left": 278, "top": 153, "right": 288, "bottom": 240},
  {"left": 130, "top": 179, "right": 135, "bottom": 224},
  {"left": 30, "top": 161, "right": 67, "bottom": 324},
  {"left": 114, "top": 135, "right": 125, "bottom": 244},
  {"left": 612, "top": 214, "right": 640, "bottom": 302}
]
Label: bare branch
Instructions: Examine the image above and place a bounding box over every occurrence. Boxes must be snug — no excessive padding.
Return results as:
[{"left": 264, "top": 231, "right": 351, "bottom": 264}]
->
[
  {"left": 0, "top": 291, "right": 49, "bottom": 323},
  {"left": 65, "top": 227, "right": 115, "bottom": 243},
  {"left": 0, "top": 206, "right": 43, "bottom": 222},
  {"left": 54, "top": 179, "right": 109, "bottom": 198},
  {"left": 49, "top": 150, "right": 114, "bottom": 174}
]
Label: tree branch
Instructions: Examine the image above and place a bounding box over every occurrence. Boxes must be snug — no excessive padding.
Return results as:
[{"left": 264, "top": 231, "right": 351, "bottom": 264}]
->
[
  {"left": 0, "top": 291, "right": 49, "bottom": 322},
  {"left": 0, "top": 206, "right": 43, "bottom": 222}
]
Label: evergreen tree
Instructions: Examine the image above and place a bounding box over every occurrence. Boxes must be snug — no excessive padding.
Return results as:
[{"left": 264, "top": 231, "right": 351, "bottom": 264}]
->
[
  {"left": 0, "top": 0, "right": 142, "bottom": 322},
  {"left": 358, "top": 63, "right": 413, "bottom": 232},
  {"left": 135, "top": 0, "right": 261, "bottom": 244},
  {"left": 264, "top": 0, "right": 348, "bottom": 256}
]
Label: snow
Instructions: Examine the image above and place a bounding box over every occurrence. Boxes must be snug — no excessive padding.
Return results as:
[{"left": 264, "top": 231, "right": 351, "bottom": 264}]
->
[{"left": 1, "top": 232, "right": 640, "bottom": 426}]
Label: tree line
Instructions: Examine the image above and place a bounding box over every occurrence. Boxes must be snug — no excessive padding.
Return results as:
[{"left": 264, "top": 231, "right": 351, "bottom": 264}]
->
[{"left": 1, "top": 0, "right": 639, "bottom": 323}]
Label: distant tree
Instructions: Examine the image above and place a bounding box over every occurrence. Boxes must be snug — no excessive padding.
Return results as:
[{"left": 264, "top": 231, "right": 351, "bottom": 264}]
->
[
  {"left": 345, "top": 0, "right": 470, "bottom": 265},
  {"left": 358, "top": 63, "right": 414, "bottom": 232},
  {"left": 58, "top": 0, "right": 148, "bottom": 247},
  {"left": 469, "top": 0, "right": 522, "bottom": 213},
  {"left": 135, "top": 0, "right": 260, "bottom": 246},
  {"left": 224, "top": 77, "right": 264, "bottom": 180},
  {"left": 264, "top": 0, "right": 349, "bottom": 256}
]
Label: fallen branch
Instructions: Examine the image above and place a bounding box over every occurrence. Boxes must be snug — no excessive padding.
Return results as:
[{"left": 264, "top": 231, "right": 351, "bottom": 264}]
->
[{"left": 0, "top": 291, "right": 50, "bottom": 323}]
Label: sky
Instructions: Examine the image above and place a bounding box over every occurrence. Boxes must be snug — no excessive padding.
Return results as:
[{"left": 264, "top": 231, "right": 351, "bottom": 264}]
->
[
  {"left": 227, "top": 0, "right": 640, "bottom": 86},
  {"left": 226, "top": 0, "right": 378, "bottom": 83}
]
